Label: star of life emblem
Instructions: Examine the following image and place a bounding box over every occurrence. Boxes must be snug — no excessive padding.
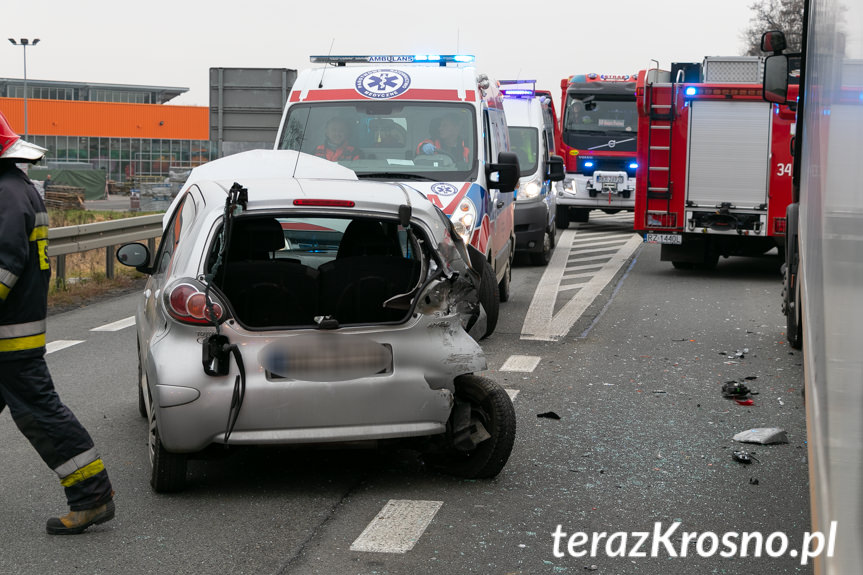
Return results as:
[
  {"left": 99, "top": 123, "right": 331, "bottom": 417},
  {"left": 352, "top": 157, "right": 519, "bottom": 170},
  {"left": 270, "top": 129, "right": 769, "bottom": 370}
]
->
[
  {"left": 430, "top": 183, "right": 459, "bottom": 196},
  {"left": 355, "top": 69, "right": 411, "bottom": 99}
]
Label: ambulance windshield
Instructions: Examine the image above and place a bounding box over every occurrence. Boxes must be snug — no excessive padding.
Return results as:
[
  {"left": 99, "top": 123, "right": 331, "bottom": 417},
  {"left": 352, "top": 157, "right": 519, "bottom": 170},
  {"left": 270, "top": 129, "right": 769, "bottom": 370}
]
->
[{"left": 278, "top": 103, "right": 478, "bottom": 180}]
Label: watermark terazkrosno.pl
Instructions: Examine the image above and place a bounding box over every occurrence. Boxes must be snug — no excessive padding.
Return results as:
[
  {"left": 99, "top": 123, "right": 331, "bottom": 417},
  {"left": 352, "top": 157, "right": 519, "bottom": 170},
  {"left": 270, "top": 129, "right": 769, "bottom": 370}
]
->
[{"left": 552, "top": 521, "right": 837, "bottom": 566}]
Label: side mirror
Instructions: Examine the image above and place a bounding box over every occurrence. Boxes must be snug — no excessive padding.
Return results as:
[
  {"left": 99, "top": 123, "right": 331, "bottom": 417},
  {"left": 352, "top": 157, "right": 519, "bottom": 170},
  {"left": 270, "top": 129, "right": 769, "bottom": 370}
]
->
[
  {"left": 546, "top": 155, "right": 565, "bottom": 182},
  {"left": 487, "top": 151, "right": 520, "bottom": 194},
  {"left": 763, "top": 54, "right": 790, "bottom": 104},
  {"left": 761, "top": 30, "right": 787, "bottom": 54},
  {"left": 116, "top": 242, "right": 152, "bottom": 274}
]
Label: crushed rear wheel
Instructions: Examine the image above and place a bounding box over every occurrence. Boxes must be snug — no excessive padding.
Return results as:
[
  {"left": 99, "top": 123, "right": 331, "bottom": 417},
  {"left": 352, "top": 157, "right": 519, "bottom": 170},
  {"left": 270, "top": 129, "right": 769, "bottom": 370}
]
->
[{"left": 430, "top": 374, "right": 516, "bottom": 479}]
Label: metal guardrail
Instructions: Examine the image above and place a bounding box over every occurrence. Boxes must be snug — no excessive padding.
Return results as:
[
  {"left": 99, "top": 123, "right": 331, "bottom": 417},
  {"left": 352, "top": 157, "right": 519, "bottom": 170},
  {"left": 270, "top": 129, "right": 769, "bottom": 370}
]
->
[
  {"left": 47, "top": 214, "right": 164, "bottom": 284},
  {"left": 47, "top": 214, "right": 163, "bottom": 257}
]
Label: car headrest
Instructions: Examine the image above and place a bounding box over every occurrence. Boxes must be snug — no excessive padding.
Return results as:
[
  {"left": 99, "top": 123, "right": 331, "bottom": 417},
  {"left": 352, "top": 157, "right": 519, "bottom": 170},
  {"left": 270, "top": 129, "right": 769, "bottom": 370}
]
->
[
  {"left": 337, "top": 219, "right": 399, "bottom": 258},
  {"left": 228, "top": 217, "right": 285, "bottom": 261}
]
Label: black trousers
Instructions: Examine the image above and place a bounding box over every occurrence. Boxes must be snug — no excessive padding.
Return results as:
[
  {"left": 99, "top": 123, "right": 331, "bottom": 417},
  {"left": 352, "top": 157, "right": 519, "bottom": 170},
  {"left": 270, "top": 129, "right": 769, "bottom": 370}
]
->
[{"left": 0, "top": 355, "right": 113, "bottom": 511}]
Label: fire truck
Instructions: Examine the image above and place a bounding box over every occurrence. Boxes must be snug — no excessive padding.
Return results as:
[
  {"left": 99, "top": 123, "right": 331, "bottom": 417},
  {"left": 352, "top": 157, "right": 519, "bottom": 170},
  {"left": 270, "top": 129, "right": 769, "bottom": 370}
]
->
[
  {"left": 634, "top": 57, "right": 798, "bottom": 269},
  {"left": 556, "top": 73, "right": 639, "bottom": 227}
]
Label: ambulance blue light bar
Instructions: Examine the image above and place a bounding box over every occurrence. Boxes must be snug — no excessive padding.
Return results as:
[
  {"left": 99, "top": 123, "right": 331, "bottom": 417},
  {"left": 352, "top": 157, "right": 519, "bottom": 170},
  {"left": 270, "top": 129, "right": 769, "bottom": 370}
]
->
[
  {"left": 500, "top": 80, "right": 537, "bottom": 98},
  {"left": 310, "top": 54, "right": 475, "bottom": 65}
]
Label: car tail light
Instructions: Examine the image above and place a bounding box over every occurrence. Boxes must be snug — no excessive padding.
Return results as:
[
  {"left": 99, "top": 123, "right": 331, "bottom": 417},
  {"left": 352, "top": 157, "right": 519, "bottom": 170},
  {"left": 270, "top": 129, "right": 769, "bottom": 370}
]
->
[
  {"left": 774, "top": 217, "right": 787, "bottom": 235},
  {"left": 164, "top": 279, "right": 227, "bottom": 325}
]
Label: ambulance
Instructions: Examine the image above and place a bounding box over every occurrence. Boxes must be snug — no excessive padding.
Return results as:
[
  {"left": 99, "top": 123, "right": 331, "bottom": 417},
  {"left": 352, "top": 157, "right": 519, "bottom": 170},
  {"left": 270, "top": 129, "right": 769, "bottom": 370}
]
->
[
  {"left": 499, "top": 81, "right": 565, "bottom": 265},
  {"left": 274, "top": 55, "right": 520, "bottom": 337}
]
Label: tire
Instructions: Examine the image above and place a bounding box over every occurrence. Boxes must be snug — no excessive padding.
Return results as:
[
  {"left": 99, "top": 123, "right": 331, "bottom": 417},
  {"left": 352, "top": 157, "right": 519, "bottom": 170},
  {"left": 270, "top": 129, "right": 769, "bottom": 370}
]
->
[
  {"left": 498, "top": 262, "right": 511, "bottom": 303},
  {"left": 433, "top": 375, "right": 516, "bottom": 479},
  {"left": 477, "top": 257, "right": 500, "bottom": 339},
  {"left": 498, "top": 240, "right": 513, "bottom": 303},
  {"left": 573, "top": 208, "right": 590, "bottom": 223},
  {"left": 555, "top": 205, "right": 569, "bottom": 229},
  {"left": 785, "top": 259, "right": 803, "bottom": 350},
  {"left": 530, "top": 228, "right": 553, "bottom": 266},
  {"left": 147, "top": 384, "right": 187, "bottom": 493}
]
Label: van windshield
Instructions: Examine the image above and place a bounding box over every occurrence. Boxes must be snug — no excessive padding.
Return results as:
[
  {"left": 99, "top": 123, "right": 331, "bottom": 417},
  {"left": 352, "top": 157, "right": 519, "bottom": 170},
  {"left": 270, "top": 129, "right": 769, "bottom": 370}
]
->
[
  {"left": 278, "top": 102, "right": 478, "bottom": 181},
  {"left": 508, "top": 126, "right": 539, "bottom": 177}
]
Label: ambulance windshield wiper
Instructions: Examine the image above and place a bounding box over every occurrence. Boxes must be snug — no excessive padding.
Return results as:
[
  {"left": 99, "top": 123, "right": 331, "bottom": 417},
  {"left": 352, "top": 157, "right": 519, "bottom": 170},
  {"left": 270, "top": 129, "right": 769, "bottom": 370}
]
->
[{"left": 358, "top": 172, "right": 438, "bottom": 181}]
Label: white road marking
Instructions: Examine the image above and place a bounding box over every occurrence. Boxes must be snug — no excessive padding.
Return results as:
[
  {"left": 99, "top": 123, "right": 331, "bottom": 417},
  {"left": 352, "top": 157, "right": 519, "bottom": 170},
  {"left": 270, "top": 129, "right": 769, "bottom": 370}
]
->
[
  {"left": 500, "top": 355, "right": 541, "bottom": 372},
  {"left": 91, "top": 316, "right": 136, "bottom": 332},
  {"left": 350, "top": 500, "right": 443, "bottom": 554},
  {"left": 506, "top": 389, "right": 520, "bottom": 401},
  {"left": 46, "top": 340, "right": 85, "bottom": 354},
  {"left": 522, "top": 233, "right": 642, "bottom": 341}
]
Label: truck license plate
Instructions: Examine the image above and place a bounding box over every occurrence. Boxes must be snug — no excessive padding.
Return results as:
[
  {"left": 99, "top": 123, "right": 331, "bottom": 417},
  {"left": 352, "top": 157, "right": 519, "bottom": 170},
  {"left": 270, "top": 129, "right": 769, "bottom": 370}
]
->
[
  {"left": 645, "top": 233, "right": 682, "bottom": 244},
  {"left": 598, "top": 175, "right": 624, "bottom": 183}
]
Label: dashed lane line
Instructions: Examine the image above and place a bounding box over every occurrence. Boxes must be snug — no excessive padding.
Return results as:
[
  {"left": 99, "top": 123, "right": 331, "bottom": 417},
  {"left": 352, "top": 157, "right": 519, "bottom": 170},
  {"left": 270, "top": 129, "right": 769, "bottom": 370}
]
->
[
  {"left": 499, "top": 355, "right": 541, "bottom": 372},
  {"left": 350, "top": 500, "right": 443, "bottom": 554},
  {"left": 46, "top": 340, "right": 85, "bottom": 354},
  {"left": 90, "top": 316, "right": 136, "bottom": 332}
]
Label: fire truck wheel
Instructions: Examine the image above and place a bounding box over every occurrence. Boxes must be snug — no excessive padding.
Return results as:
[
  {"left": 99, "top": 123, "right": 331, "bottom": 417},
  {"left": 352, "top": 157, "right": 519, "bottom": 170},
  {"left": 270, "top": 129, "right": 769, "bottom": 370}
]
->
[
  {"left": 555, "top": 206, "right": 570, "bottom": 229},
  {"left": 573, "top": 208, "right": 590, "bottom": 223}
]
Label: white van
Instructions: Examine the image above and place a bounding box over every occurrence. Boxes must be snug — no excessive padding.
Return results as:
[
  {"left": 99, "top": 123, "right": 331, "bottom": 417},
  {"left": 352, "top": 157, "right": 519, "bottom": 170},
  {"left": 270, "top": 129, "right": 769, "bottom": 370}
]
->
[
  {"left": 500, "top": 82, "right": 565, "bottom": 265},
  {"left": 274, "top": 55, "right": 519, "bottom": 337}
]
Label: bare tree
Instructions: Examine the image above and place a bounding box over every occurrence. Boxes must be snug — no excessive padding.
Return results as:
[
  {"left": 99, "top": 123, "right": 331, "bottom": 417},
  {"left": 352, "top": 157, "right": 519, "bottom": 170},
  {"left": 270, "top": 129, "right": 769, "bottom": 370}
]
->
[{"left": 740, "top": 0, "right": 805, "bottom": 55}]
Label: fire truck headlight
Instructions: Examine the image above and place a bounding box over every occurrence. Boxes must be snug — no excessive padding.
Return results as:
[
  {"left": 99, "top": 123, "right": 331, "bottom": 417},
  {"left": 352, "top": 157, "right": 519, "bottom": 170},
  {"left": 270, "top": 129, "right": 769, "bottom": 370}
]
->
[
  {"left": 516, "top": 178, "right": 541, "bottom": 201},
  {"left": 451, "top": 198, "right": 477, "bottom": 244}
]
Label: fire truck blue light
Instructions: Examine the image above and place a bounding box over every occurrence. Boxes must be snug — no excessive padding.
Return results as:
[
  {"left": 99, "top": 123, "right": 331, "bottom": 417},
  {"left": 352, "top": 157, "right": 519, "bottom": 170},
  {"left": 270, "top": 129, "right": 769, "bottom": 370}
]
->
[
  {"left": 584, "top": 161, "right": 594, "bottom": 168},
  {"left": 629, "top": 162, "right": 638, "bottom": 169},
  {"left": 685, "top": 87, "right": 698, "bottom": 96}
]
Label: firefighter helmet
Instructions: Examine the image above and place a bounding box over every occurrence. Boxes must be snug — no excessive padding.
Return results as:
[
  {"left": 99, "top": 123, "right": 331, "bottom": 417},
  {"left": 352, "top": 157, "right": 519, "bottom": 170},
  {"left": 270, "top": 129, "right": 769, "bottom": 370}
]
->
[{"left": 0, "top": 110, "right": 46, "bottom": 161}]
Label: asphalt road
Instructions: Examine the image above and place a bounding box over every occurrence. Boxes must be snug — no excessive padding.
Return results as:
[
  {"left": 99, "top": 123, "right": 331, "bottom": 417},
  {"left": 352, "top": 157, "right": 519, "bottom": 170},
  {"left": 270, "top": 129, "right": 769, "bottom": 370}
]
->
[{"left": 0, "top": 214, "right": 810, "bottom": 575}]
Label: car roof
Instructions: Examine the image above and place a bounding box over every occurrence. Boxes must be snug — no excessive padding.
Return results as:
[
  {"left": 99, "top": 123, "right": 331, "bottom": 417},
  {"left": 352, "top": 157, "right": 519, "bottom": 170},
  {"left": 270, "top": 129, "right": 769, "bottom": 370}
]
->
[{"left": 172, "top": 150, "right": 440, "bottom": 223}]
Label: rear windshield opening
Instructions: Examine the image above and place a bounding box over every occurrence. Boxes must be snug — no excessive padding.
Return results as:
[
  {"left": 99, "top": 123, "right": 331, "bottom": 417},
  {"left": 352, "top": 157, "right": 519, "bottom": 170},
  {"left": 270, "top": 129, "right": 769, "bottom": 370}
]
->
[{"left": 207, "top": 215, "right": 425, "bottom": 328}]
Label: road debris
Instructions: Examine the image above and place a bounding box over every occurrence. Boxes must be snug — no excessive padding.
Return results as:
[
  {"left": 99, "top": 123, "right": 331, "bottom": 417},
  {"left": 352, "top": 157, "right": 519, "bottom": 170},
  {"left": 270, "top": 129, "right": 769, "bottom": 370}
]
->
[
  {"left": 733, "top": 428, "right": 788, "bottom": 445},
  {"left": 722, "top": 381, "right": 751, "bottom": 398},
  {"left": 732, "top": 450, "right": 754, "bottom": 464},
  {"left": 537, "top": 411, "right": 561, "bottom": 420}
]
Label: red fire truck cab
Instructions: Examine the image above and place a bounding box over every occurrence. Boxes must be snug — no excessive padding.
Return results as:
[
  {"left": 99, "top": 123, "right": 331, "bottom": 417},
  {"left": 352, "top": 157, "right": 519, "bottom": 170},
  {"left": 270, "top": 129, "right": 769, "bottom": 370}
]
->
[
  {"left": 635, "top": 57, "right": 797, "bottom": 268},
  {"left": 556, "top": 73, "right": 639, "bottom": 227}
]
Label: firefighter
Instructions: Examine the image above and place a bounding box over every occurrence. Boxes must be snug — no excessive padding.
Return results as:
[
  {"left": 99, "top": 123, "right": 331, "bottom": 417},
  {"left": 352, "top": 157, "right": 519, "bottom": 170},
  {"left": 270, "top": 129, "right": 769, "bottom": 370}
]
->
[
  {"left": 314, "top": 117, "right": 360, "bottom": 162},
  {"left": 0, "top": 110, "right": 115, "bottom": 535},
  {"left": 416, "top": 113, "right": 470, "bottom": 166}
]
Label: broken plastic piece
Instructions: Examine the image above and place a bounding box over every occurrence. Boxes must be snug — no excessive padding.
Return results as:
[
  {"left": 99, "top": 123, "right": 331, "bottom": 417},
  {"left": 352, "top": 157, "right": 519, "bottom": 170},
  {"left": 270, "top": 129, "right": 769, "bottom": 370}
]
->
[
  {"left": 537, "top": 411, "right": 561, "bottom": 420},
  {"left": 732, "top": 450, "right": 753, "bottom": 464},
  {"left": 733, "top": 427, "right": 788, "bottom": 445},
  {"left": 722, "top": 381, "right": 751, "bottom": 398},
  {"left": 749, "top": 477, "right": 759, "bottom": 485},
  {"left": 735, "top": 399, "right": 755, "bottom": 406}
]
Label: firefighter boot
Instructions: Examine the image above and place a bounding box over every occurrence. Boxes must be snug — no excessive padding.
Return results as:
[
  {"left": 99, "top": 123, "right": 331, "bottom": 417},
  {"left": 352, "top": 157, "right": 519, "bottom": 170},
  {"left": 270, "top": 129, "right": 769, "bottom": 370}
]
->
[{"left": 45, "top": 499, "right": 115, "bottom": 535}]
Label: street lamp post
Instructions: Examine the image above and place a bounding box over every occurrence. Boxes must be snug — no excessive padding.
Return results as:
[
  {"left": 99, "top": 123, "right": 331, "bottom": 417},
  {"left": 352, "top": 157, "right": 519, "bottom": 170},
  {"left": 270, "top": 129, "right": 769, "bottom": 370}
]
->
[{"left": 8, "top": 38, "right": 40, "bottom": 140}]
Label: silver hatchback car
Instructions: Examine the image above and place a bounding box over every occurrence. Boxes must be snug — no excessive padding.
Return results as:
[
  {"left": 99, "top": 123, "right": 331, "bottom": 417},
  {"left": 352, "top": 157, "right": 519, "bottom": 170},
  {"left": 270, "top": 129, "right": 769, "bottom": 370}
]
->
[{"left": 117, "top": 150, "right": 516, "bottom": 492}]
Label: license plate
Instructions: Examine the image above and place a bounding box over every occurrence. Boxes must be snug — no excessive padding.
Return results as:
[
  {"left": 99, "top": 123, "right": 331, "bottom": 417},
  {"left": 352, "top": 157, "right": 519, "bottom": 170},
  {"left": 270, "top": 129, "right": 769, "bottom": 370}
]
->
[
  {"left": 598, "top": 175, "right": 624, "bottom": 183},
  {"left": 645, "top": 233, "right": 682, "bottom": 244}
]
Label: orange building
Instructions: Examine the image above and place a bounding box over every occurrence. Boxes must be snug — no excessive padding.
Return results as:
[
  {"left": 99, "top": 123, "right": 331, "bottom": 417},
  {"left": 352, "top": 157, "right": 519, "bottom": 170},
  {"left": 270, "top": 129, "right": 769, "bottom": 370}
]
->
[{"left": 0, "top": 78, "right": 214, "bottom": 184}]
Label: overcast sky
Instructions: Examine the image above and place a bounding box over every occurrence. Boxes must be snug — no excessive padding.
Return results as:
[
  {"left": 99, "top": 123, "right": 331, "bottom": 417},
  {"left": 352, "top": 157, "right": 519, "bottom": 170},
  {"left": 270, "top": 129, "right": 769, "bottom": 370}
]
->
[{"left": 4, "top": 0, "right": 758, "bottom": 109}]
